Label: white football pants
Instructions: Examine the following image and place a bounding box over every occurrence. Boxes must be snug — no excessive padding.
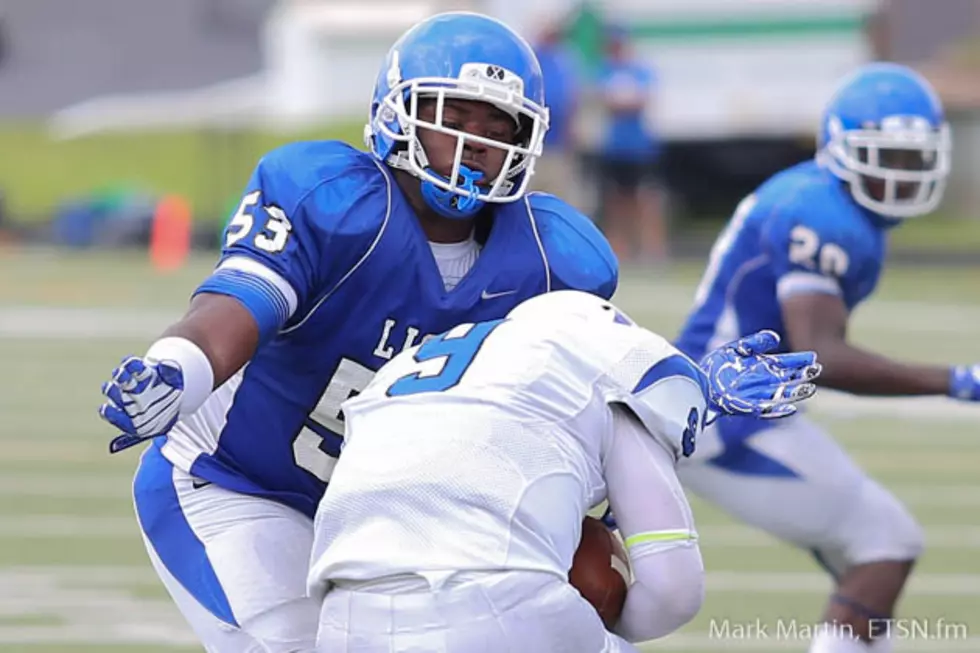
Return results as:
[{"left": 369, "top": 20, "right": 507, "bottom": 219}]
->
[
  {"left": 676, "top": 414, "right": 923, "bottom": 575},
  {"left": 133, "top": 443, "right": 319, "bottom": 652},
  {"left": 316, "top": 570, "right": 638, "bottom": 652}
]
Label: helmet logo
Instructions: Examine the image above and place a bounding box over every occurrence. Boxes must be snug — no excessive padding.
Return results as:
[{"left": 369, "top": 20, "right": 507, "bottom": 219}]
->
[
  {"left": 458, "top": 63, "right": 524, "bottom": 97},
  {"left": 486, "top": 65, "right": 506, "bottom": 81}
]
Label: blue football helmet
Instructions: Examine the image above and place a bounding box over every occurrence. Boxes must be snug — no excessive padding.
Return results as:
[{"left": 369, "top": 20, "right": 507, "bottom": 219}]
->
[
  {"left": 365, "top": 12, "right": 550, "bottom": 219},
  {"left": 817, "top": 62, "right": 951, "bottom": 219}
]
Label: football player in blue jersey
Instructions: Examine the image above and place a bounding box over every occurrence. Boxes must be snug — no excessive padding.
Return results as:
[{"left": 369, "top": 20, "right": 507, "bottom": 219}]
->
[
  {"left": 97, "top": 11, "right": 821, "bottom": 652},
  {"left": 674, "top": 63, "right": 978, "bottom": 653}
]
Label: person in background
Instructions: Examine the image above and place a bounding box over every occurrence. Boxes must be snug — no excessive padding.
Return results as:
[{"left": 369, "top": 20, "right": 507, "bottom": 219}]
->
[
  {"left": 531, "top": 17, "right": 586, "bottom": 211},
  {"left": 596, "top": 24, "right": 667, "bottom": 264}
]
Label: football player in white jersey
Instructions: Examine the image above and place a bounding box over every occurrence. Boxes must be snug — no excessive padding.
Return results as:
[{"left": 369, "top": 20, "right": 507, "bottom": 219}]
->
[{"left": 307, "top": 290, "right": 822, "bottom": 652}]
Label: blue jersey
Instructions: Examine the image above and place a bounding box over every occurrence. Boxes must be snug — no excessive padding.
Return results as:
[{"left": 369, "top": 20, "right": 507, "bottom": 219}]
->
[
  {"left": 599, "top": 60, "right": 658, "bottom": 161},
  {"left": 159, "top": 141, "right": 617, "bottom": 518},
  {"left": 675, "top": 161, "right": 885, "bottom": 453}
]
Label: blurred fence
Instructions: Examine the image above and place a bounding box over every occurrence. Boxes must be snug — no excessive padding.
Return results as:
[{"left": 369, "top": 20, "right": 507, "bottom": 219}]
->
[{"left": 0, "top": 0, "right": 977, "bottom": 247}]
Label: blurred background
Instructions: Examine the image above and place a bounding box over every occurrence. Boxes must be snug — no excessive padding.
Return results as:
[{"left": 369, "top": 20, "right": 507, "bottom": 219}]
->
[
  {"left": 0, "top": 0, "right": 978, "bottom": 257},
  {"left": 0, "top": 1, "right": 977, "bottom": 652}
]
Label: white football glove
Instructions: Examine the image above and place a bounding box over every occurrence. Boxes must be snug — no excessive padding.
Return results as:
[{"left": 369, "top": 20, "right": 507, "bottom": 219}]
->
[{"left": 99, "top": 356, "right": 185, "bottom": 453}]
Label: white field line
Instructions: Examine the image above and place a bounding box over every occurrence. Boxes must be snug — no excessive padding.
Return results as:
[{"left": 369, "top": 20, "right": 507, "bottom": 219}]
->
[
  {"left": 704, "top": 571, "right": 980, "bottom": 596},
  {"left": 612, "top": 283, "right": 980, "bottom": 334},
  {"left": 3, "top": 516, "right": 980, "bottom": 551},
  {"left": 2, "top": 304, "right": 979, "bottom": 423},
  {"left": 3, "top": 476, "right": 977, "bottom": 508},
  {"left": 809, "top": 391, "right": 980, "bottom": 421},
  {"left": 0, "top": 566, "right": 195, "bottom": 645},
  {"left": 0, "top": 475, "right": 133, "bottom": 498},
  {"left": 3, "top": 567, "right": 976, "bottom": 597},
  {"left": 0, "top": 306, "right": 175, "bottom": 339},
  {"left": 0, "top": 567, "right": 975, "bottom": 646},
  {"left": 693, "top": 525, "right": 980, "bottom": 550},
  {"left": 0, "top": 627, "right": 197, "bottom": 646},
  {"left": 4, "top": 283, "right": 980, "bottom": 340}
]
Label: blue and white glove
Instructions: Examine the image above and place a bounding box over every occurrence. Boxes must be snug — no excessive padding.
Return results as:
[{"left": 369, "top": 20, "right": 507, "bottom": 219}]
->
[
  {"left": 99, "top": 356, "right": 185, "bottom": 454},
  {"left": 700, "top": 330, "right": 821, "bottom": 420},
  {"left": 949, "top": 365, "right": 980, "bottom": 401}
]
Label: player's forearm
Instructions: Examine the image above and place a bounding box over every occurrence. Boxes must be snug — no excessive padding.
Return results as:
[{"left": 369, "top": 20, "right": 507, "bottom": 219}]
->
[
  {"left": 614, "top": 545, "right": 704, "bottom": 642},
  {"left": 159, "top": 293, "right": 260, "bottom": 388},
  {"left": 810, "top": 339, "right": 950, "bottom": 396},
  {"left": 604, "top": 407, "right": 705, "bottom": 641}
]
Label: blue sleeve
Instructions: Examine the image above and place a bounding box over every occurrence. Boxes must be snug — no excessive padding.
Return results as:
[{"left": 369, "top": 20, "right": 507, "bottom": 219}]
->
[
  {"left": 529, "top": 193, "right": 619, "bottom": 299},
  {"left": 194, "top": 142, "right": 387, "bottom": 343},
  {"left": 760, "top": 201, "right": 867, "bottom": 302}
]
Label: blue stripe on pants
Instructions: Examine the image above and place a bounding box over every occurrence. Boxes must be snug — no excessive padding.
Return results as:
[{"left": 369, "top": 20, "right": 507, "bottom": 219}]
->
[{"left": 134, "top": 442, "right": 239, "bottom": 627}]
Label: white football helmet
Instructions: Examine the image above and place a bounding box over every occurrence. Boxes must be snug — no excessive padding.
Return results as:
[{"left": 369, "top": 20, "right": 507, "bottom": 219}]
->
[{"left": 506, "top": 290, "right": 636, "bottom": 327}]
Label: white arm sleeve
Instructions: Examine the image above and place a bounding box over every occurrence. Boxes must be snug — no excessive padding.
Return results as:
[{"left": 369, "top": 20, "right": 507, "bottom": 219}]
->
[{"left": 603, "top": 405, "right": 705, "bottom": 643}]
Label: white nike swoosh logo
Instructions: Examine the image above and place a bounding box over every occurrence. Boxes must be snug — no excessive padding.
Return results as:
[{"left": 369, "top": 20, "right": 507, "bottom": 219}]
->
[{"left": 481, "top": 289, "right": 518, "bottom": 300}]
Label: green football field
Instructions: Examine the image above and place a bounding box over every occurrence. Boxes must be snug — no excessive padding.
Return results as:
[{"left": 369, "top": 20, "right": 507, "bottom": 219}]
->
[{"left": 0, "top": 247, "right": 977, "bottom": 652}]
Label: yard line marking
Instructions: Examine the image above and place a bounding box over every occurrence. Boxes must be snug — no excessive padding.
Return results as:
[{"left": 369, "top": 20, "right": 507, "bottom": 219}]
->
[
  {"left": 4, "top": 566, "right": 977, "bottom": 596},
  {"left": 2, "top": 478, "right": 972, "bottom": 506},
  {"left": 4, "top": 518, "right": 980, "bottom": 549},
  {"left": 694, "top": 526, "right": 980, "bottom": 550},
  {"left": 0, "top": 475, "right": 131, "bottom": 499},
  {"left": 705, "top": 571, "right": 980, "bottom": 595}
]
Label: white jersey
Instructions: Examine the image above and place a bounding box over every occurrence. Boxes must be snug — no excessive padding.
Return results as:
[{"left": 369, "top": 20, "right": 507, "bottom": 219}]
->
[{"left": 307, "top": 314, "right": 709, "bottom": 595}]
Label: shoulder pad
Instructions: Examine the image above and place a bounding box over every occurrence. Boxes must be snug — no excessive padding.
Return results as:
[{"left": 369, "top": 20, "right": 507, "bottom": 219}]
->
[
  {"left": 208, "top": 141, "right": 392, "bottom": 327},
  {"left": 528, "top": 192, "right": 618, "bottom": 299},
  {"left": 604, "top": 330, "right": 709, "bottom": 460},
  {"left": 759, "top": 165, "right": 874, "bottom": 248},
  {"left": 257, "top": 140, "right": 391, "bottom": 238}
]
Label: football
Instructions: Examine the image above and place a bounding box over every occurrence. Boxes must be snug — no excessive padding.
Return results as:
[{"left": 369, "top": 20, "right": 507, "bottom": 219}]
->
[{"left": 568, "top": 516, "right": 631, "bottom": 628}]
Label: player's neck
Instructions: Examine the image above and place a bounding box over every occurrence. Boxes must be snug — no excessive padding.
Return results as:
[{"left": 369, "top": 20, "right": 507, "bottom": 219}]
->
[
  {"left": 394, "top": 169, "right": 478, "bottom": 244},
  {"left": 417, "top": 212, "right": 480, "bottom": 243}
]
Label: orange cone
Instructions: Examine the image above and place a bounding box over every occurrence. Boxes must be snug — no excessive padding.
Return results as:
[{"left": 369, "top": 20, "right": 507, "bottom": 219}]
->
[{"left": 150, "top": 195, "right": 192, "bottom": 271}]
